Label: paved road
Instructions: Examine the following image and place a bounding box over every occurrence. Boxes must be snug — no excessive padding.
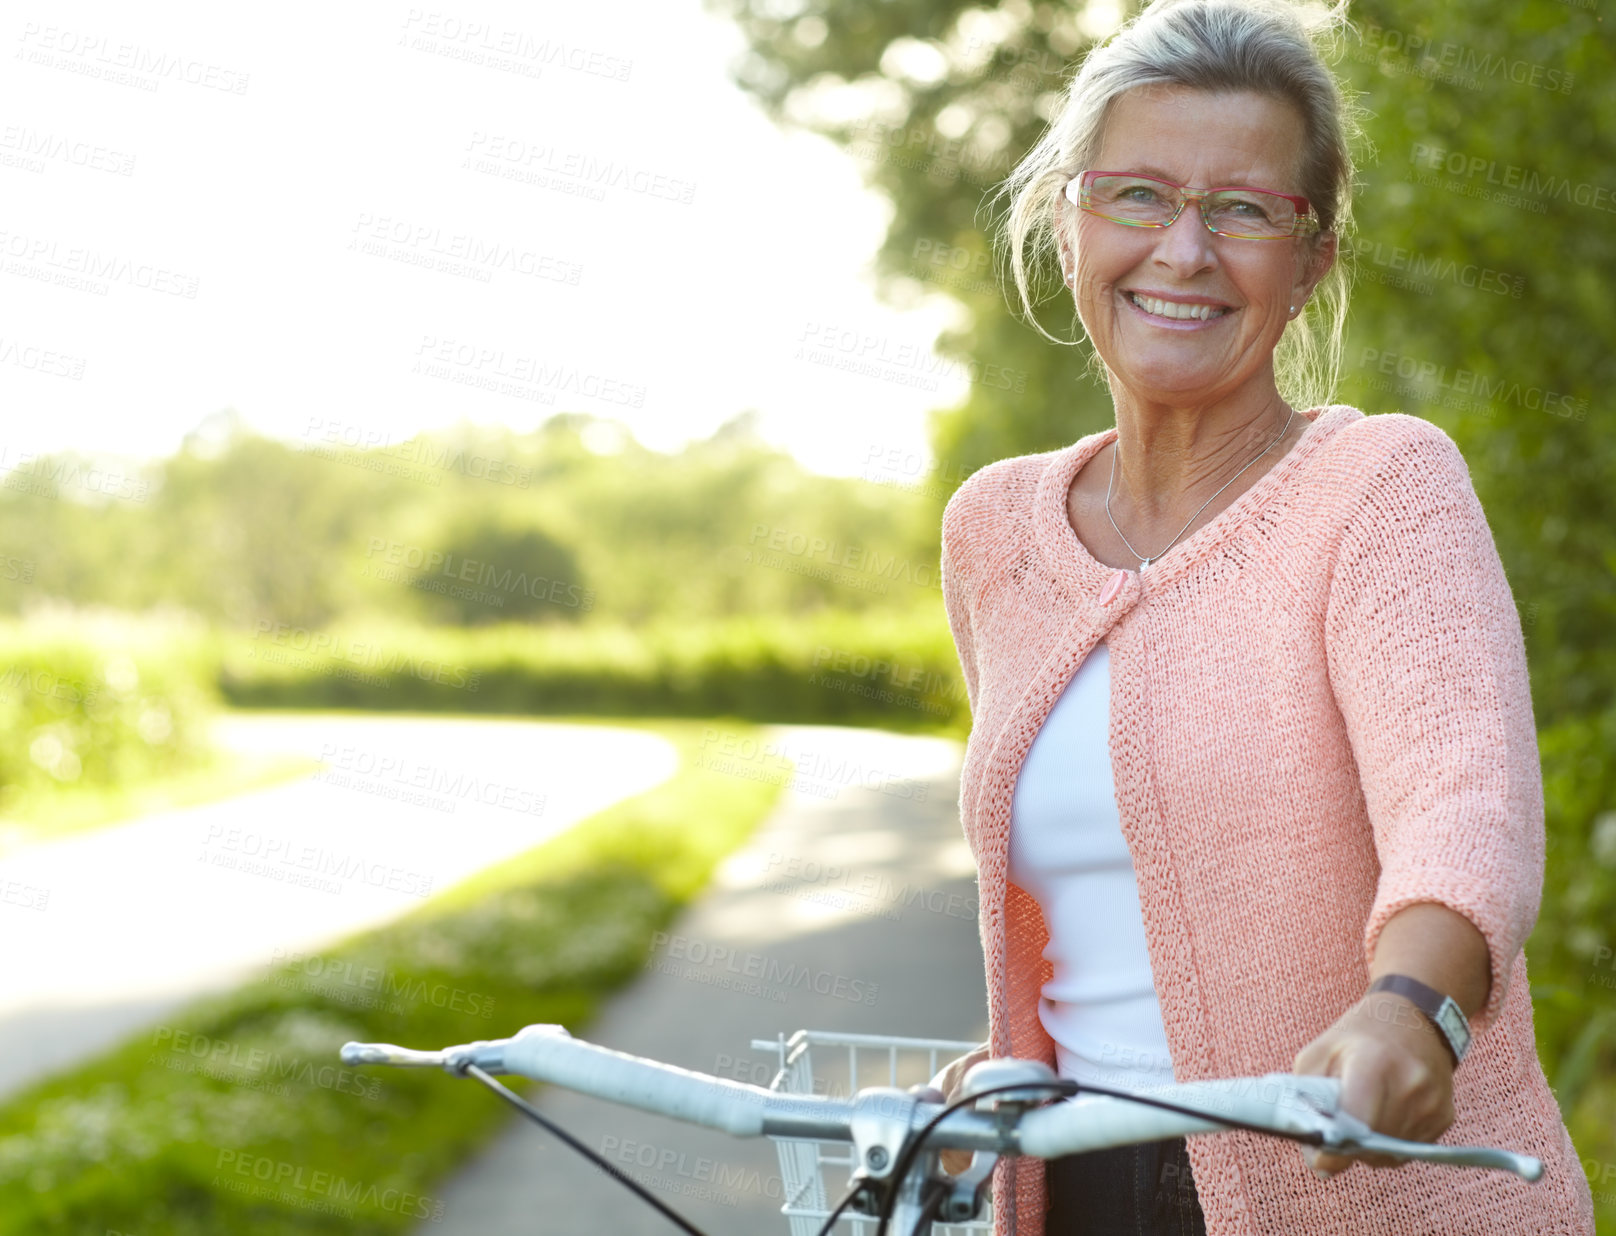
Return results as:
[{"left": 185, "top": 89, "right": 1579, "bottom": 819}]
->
[
  {"left": 419, "top": 724, "right": 986, "bottom": 1236},
  {"left": 0, "top": 712, "right": 679, "bottom": 1103}
]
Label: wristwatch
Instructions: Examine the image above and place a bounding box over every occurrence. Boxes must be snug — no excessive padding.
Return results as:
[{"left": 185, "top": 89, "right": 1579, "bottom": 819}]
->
[{"left": 1367, "top": 974, "right": 1471, "bottom": 1066}]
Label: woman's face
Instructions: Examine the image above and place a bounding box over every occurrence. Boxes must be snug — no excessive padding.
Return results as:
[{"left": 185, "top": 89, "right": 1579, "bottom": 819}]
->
[{"left": 1061, "top": 85, "right": 1335, "bottom": 408}]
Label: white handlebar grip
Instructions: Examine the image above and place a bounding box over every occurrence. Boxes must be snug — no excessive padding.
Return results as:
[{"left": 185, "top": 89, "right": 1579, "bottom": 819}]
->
[
  {"left": 1019, "top": 1074, "right": 1337, "bottom": 1158},
  {"left": 499, "top": 1024, "right": 771, "bottom": 1136}
]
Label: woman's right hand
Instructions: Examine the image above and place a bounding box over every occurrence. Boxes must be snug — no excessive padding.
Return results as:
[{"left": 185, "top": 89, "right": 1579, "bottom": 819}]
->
[{"left": 928, "top": 1043, "right": 992, "bottom": 1176}]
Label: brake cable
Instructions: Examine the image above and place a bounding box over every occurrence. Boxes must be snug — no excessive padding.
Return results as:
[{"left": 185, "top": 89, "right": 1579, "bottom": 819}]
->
[{"left": 458, "top": 1062, "right": 711, "bottom": 1236}]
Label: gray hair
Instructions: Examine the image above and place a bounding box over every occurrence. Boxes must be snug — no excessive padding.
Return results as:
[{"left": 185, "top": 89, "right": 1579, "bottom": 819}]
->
[{"left": 993, "top": 0, "right": 1360, "bottom": 410}]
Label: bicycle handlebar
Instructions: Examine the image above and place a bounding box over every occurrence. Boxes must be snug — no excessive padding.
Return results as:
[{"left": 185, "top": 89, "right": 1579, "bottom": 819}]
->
[
  {"left": 338, "top": 1024, "right": 1543, "bottom": 1181},
  {"left": 501, "top": 1025, "right": 780, "bottom": 1137}
]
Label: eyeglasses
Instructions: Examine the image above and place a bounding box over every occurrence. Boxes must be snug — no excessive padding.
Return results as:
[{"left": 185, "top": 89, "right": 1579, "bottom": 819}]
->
[{"left": 1065, "top": 170, "right": 1319, "bottom": 240}]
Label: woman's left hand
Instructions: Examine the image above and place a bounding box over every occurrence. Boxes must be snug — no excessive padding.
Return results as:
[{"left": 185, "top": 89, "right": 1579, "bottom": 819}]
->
[{"left": 1291, "top": 990, "right": 1456, "bottom": 1177}]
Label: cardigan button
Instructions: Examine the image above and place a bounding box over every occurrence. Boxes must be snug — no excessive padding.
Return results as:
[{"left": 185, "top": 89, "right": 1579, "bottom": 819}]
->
[{"left": 1099, "top": 569, "right": 1128, "bottom": 606}]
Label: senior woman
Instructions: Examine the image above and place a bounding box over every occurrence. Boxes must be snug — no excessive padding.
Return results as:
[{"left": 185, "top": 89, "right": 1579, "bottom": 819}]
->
[{"left": 934, "top": 1, "right": 1594, "bottom": 1234}]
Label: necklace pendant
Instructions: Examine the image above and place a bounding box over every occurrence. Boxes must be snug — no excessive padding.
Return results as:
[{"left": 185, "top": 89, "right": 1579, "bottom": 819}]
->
[{"left": 1139, "top": 555, "right": 1153, "bottom": 569}]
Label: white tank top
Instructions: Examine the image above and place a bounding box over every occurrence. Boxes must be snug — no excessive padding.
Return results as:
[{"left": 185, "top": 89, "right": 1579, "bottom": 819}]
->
[{"left": 1007, "top": 640, "right": 1176, "bottom": 1089}]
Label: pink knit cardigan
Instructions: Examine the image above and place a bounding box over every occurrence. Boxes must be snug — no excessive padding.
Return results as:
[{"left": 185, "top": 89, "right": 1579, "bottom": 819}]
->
[{"left": 939, "top": 405, "right": 1594, "bottom": 1235}]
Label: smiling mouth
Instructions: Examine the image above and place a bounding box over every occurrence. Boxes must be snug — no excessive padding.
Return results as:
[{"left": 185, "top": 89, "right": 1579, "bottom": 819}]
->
[{"left": 1126, "top": 292, "right": 1232, "bottom": 322}]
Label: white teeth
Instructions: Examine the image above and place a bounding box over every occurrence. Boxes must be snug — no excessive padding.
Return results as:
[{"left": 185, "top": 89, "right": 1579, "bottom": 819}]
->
[{"left": 1129, "top": 293, "right": 1227, "bottom": 321}]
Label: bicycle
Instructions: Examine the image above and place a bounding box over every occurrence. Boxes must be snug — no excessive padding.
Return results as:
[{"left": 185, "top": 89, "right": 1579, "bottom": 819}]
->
[{"left": 340, "top": 1023, "right": 1544, "bottom": 1236}]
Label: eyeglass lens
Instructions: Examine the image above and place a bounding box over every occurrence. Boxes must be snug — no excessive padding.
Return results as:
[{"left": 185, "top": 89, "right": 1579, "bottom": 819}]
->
[{"left": 1087, "top": 174, "right": 1300, "bottom": 238}]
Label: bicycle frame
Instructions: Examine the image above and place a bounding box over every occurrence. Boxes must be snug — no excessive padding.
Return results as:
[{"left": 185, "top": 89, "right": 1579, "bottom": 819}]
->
[{"left": 340, "top": 1023, "right": 1543, "bottom": 1235}]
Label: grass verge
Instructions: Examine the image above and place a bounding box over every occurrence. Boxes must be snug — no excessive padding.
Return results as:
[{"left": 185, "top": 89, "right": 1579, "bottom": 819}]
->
[{"left": 0, "top": 717, "right": 786, "bottom": 1235}]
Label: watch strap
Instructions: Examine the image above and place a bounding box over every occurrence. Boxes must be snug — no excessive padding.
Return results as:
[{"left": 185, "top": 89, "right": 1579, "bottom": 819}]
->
[{"left": 1367, "top": 973, "right": 1471, "bottom": 1066}]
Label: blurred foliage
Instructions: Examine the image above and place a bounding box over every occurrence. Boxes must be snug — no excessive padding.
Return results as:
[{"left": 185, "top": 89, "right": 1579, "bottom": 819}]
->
[
  {"left": 0, "top": 616, "right": 217, "bottom": 820},
  {"left": 1532, "top": 706, "right": 1616, "bottom": 1142},
  {"left": 404, "top": 516, "right": 587, "bottom": 627},
  {"left": 0, "top": 412, "right": 941, "bottom": 635},
  {"left": 0, "top": 720, "right": 784, "bottom": 1235},
  {"left": 1332, "top": 0, "right": 1613, "bottom": 729},
  {"left": 218, "top": 609, "right": 966, "bottom": 738},
  {"left": 0, "top": 413, "right": 964, "bottom": 822}
]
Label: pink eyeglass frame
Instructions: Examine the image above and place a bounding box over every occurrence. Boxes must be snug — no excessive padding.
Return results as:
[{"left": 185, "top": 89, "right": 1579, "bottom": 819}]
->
[{"left": 1065, "top": 169, "right": 1320, "bottom": 238}]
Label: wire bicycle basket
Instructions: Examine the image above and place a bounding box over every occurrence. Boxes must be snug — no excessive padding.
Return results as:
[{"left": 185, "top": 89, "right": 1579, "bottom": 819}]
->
[{"left": 751, "top": 1030, "right": 994, "bottom": 1235}]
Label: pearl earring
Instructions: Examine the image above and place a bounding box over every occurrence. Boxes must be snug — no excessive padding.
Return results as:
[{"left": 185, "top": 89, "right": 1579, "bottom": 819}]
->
[{"left": 1289, "top": 304, "right": 1296, "bottom": 315}]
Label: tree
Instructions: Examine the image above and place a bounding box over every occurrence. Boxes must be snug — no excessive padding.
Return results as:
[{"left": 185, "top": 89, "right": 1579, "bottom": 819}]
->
[{"left": 408, "top": 518, "right": 590, "bottom": 626}]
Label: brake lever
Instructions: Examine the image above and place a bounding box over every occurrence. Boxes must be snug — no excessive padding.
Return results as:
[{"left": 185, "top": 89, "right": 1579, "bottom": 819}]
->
[
  {"left": 340, "top": 1038, "right": 511, "bottom": 1075},
  {"left": 1298, "top": 1088, "right": 1543, "bottom": 1181}
]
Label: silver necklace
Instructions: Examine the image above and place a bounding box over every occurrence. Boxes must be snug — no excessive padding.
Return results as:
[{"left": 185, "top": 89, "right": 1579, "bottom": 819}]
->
[{"left": 1105, "top": 405, "right": 1295, "bottom": 569}]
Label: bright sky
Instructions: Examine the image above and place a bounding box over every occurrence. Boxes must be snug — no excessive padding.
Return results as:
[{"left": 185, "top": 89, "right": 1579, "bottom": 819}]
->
[{"left": 0, "top": 1, "right": 976, "bottom": 477}]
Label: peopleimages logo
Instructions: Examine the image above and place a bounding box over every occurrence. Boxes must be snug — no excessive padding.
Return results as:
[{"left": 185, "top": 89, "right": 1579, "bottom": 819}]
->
[
  {"left": 148, "top": 1026, "right": 382, "bottom": 1099},
  {"left": 1358, "top": 347, "right": 1588, "bottom": 421},
  {"left": 303, "top": 415, "right": 532, "bottom": 486},
  {"left": 0, "top": 227, "right": 200, "bottom": 296},
  {"left": 363, "top": 537, "right": 594, "bottom": 612},
  {"left": 1357, "top": 23, "right": 1574, "bottom": 94},
  {"left": 200, "top": 823, "right": 436, "bottom": 898},
  {"left": 349, "top": 212, "right": 583, "bottom": 285},
  {"left": 317, "top": 740, "right": 549, "bottom": 816},
  {"left": 760, "top": 852, "right": 976, "bottom": 923},
  {"left": 247, "top": 621, "right": 481, "bottom": 691},
  {"left": 745, "top": 523, "right": 941, "bottom": 591},
  {"left": 1409, "top": 144, "right": 1615, "bottom": 214},
  {"left": 16, "top": 22, "right": 251, "bottom": 94},
  {"left": 212, "top": 1150, "right": 444, "bottom": 1221},
  {"left": 695, "top": 727, "right": 931, "bottom": 803},
  {"left": 1346, "top": 240, "right": 1524, "bottom": 299},
  {"left": 647, "top": 932, "right": 879, "bottom": 1006},
  {"left": 269, "top": 949, "right": 497, "bottom": 1018}
]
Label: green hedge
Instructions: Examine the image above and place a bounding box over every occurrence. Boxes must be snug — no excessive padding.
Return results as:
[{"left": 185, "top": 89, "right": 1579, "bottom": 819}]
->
[
  {"left": 0, "top": 719, "right": 785, "bottom": 1234},
  {"left": 217, "top": 610, "right": 968, "bottom": 737},
  {"left": 0, "top": 620, "right": 217, "bottom": 818},
  {"left": 0, "top": 610, "right": 966, "bottom": 839}
]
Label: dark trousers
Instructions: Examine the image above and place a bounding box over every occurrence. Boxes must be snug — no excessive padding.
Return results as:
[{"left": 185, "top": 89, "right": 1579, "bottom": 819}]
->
[{"left": 1044, "top": 1137, "right": 1208, "bottom": 1236}]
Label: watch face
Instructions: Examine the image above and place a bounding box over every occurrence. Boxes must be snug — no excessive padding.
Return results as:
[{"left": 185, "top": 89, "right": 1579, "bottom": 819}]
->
[{"left": 1435, "top": 997, "right": 1471, "bottom": 1058}]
